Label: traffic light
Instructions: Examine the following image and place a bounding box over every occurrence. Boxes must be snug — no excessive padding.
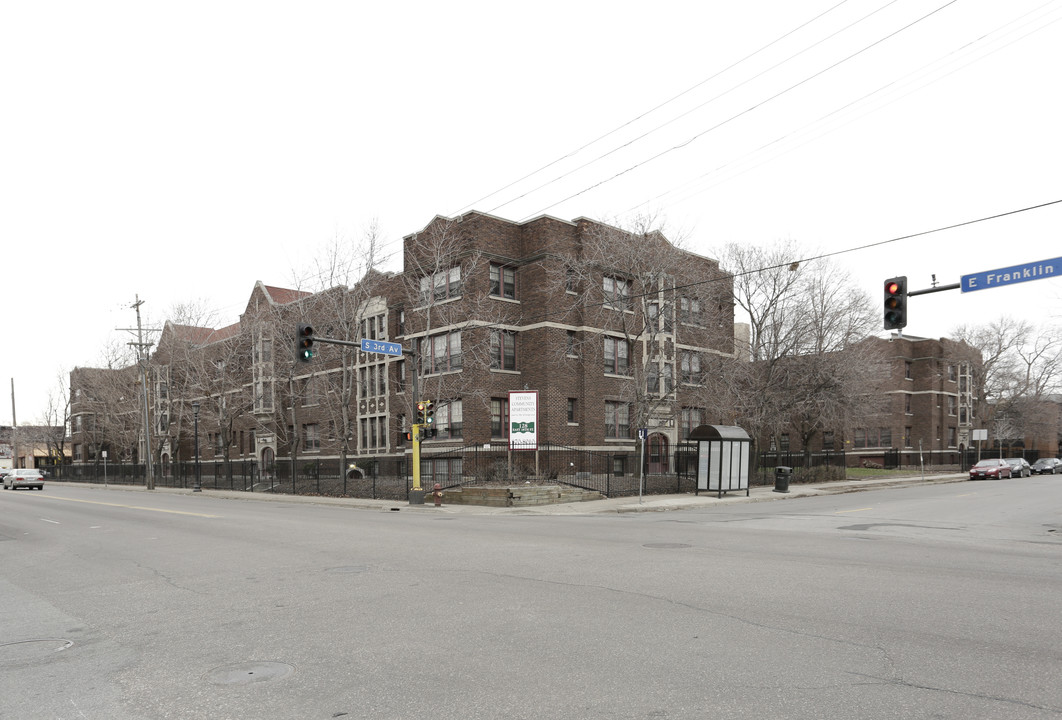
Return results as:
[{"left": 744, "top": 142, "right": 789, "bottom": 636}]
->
[
  {"left": 423, "top": 400, "right": 435, "bottom": 427},
  {"left": 416, "top": 401, "right": 426, "bottom": 424},
  {"left": 401, "top": 430, "right": 413, "bottom": 444},
  {"left": 296, "top": 323, "right": 315, "bottom": 362},
  {"left": 883, "top": 277, "right": 907, "bottom": 331}
]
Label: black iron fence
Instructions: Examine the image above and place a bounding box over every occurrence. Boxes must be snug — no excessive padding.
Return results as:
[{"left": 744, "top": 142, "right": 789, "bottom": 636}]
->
[{"left": 48, "top": 441, "right": 711, "bottom": 500}]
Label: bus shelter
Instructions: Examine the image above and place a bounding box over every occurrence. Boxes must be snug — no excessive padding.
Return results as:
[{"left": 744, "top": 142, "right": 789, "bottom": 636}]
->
[{"left": 690, "top": 425, "right": 751, "bottom": 498}]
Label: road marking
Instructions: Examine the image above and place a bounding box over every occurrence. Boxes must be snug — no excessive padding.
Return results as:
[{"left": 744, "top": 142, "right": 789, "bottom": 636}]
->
[
  {"left": 956, "top": 493, "right": 977, "bottom": 497},
  {"left": 835, "top": 507, "right": 872, "bottom": 514},
  {"left": 20, "top": 494, "right": 221, "bottom": 518},
  {"left": 41, "top": 518, "right": 60, "bottom": 524}
]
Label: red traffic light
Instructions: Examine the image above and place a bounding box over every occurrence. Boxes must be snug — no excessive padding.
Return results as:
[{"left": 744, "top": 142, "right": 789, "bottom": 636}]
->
[{"left": 883, "top": 276, "right": 907, "bottom": 331}]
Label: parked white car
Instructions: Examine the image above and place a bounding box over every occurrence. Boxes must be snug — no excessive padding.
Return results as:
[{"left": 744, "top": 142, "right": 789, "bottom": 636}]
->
[{"left": 3, "top": 469, "right": 45, "bottom": 490}]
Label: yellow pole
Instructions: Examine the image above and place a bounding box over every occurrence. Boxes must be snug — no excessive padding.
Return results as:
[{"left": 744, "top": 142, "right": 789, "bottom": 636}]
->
[{"left": 411, "top": 423, "right": 422, "bottom": 491}]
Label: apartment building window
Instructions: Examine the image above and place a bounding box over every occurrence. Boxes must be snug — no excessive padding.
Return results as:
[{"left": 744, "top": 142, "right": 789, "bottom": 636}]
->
[
  {"left": 680, "top": 352, "right": 702, "bottom": 385},
  {"left": 303, "top": 376, "right": 321, "bottom": 405},
  {"left": 490, "top": 330, "right": 517, "bottom": 370},
  {"left": 74, "top": 444, "right": 83, "bottom": 461},
  {"left": 680, "top": 407, "right": 702, "bottom": 439},
  {"left": 603, "top": 276, "right": 631, "bottom": 310},
  {"left": 646, "top": 301, "right": 673, "bottom": 333},
  {"left": 398, "top": 309, "right": 405, "bottom": 336},
  {"left": 904, "top": 427, "right": 912, "bottom": 448},
  {"left": 959, "top": 407, "right": 968, "bottom": 424},
  {"left": 214, "top": 433, "right": 225, "bottom": 454},
  {"left": 905, "top": 394, "right": 912, "bottom": 414},
  {"left": 948, "top": 396, "right": 957, "bottom": 416},
  {"left": 489, "top": 264, "right": 516, "bottom": 299},
  {"left": 566, "top": 330, "right": 578, "bottom": 357},
  {"left": 948, "top": 426, "right": 957, "bottom": 447},
  {"left": 420, "top": 266, "right": 462, "bottom": 303},
  {"left": 567, "top": 398, "right": 577, "bottom": 424},
  {"left": 255, "top": 381, "right": 273, "bottom": 412},
  {"left": 491, "top": 398, "right": 509, "bottom": 438},
  {"left": 647, "top": 363, "right": 674, "bottom": 395},
  {"left": 604, "top": 336, "right": 630, "bottom": 375},
  {"left": 948, "top": 364, "right": 957, "bottom": 382},
  {"left": 854, "top": 428, "right": 892, "bottom": 449},
  {"left": 680, "top": 296, "right": 703, "bottom": 326},
  {"left": 396, "top": 360, "right": 406, "bottom": 393},
  {"left": 303, "top": 423, "right": 320, "bottom": 451},
  {"left": 605, "top": 401, "right": 631, "bottom": 439},
  {"left": 436, "top": 400, "right": 463, "bottom": 439},
  {"left": 421, "top": 332, "right": 463, "bottom": 374},
  {"left": 905, "top": 361, "right": 913, "bottom": 379}
]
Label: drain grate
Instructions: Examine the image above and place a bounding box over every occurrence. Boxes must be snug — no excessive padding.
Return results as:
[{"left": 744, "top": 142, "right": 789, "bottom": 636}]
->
[{"left": 207, "top": 661, "right": 295, "bottom": 685}]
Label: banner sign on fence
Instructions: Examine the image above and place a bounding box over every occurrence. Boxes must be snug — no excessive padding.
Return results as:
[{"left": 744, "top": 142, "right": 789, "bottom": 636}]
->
[{"left": 508, "top": 390, "right": 538, "bottom": 451}]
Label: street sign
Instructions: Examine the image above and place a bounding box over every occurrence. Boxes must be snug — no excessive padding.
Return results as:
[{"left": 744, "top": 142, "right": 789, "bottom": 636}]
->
[
  {"left": 961, "top": 256, "right": 1061, "bottom": 293},
  {"left": 638, "top": 428, "right": 648, "bottom": 440},
  {"left": 360, "top": 338, "right": 403, "bottom": 356}
]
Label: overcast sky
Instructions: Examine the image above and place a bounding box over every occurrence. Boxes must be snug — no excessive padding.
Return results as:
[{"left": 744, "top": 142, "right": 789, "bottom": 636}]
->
[{"left": 3, "top": 0, "right": 1061, "bottom": 425}]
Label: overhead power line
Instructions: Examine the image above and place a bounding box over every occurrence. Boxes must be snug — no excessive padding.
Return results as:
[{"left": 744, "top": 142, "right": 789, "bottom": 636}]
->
[
  {"left": 518, "top": 0, "right": 962, "bottom": 221},
  {"left": 448, "top": 0, "right": 857, "bottom": 218}
]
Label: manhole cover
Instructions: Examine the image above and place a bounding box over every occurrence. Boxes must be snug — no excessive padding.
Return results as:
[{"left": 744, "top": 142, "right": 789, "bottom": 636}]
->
[
  {"left": 207, "top": 661, "right": 295, "bottom": 685},
  {"left": 643, "top": 543, "right": 692, "bottom": 549},
  {"left": 0, "top": 638, "right": 74, "bottom": 663}
]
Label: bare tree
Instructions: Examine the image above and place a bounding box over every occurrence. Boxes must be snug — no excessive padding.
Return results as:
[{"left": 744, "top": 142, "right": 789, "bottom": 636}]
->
[
  {"left": 294, "top": 222, "right": 387, "bottom": 472},
  {"left": 550, "top": 214, "right": 731, "bottom": 437},
  {"left": 710, "top": 240, "right": 880, "bottom": 458},
  {"left": 401, "top": 216, "right": 512, "bottom": 431},
  {"left": 952, "top": 318, "right": 1062, "bottom": 449}
]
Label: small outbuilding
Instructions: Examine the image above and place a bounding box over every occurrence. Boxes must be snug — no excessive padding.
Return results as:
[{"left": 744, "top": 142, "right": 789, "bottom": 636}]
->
[{"left": 690, "top": 425, "right": 751, "bottom": 498}]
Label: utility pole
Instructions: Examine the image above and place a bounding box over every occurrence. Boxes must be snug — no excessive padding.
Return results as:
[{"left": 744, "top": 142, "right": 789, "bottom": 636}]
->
[
  {"left": 123, "top": 296, "right": 157, "bottom": 490},
  {"left": 10, "top": 378, "right": 18, "bottom": 468}
]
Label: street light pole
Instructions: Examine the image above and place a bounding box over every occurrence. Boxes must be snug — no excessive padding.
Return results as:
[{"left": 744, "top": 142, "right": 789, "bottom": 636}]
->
[{"left": 192, "top": 401, "right": 201, "bottom": 492}]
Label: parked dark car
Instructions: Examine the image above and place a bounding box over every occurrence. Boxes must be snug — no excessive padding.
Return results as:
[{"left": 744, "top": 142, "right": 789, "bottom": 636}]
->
[
  {"left": 1005, "top": 458, "right": 1032, "bottom": 478},
  {"left": 1031, "top": 457, "right": 1062, "bottom": 475},
  {"left": 969, "top": 459, "right": 1012, "bottom": 480}
]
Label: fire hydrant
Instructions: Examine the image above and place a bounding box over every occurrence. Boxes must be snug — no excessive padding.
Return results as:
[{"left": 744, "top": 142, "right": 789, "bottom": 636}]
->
[{"left": 432, "top": 483, "right": 443, "bottom": 507}]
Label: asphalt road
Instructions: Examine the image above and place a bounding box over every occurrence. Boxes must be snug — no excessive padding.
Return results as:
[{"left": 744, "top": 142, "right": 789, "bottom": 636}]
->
[{"left": 2, "top": 477, "right": 1061, "bottom": 719}]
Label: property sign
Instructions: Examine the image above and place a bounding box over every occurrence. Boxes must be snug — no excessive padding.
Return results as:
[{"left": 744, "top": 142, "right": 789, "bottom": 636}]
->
[
  {"left": 360, "top": 338, "right": 403, "bottom": 356},
  {"left": 508, "top": 390, "right": 538, "bottom": 451},
  {"left": 961, "top": 256, "right": 1061, "bottom": 293}
]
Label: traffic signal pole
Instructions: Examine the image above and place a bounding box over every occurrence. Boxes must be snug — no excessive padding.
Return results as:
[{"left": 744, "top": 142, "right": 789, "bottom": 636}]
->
[
  {"left": 292, "top": 327, "right": 426, "bottom": 504},
  {"left": 883, "top": 277, "right": 961, "bottom": 335}
]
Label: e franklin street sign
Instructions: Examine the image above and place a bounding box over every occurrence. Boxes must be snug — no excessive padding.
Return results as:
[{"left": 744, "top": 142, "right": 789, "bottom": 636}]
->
[{"left": 961, "top": 256, "right": 1061, "bottom": 293}]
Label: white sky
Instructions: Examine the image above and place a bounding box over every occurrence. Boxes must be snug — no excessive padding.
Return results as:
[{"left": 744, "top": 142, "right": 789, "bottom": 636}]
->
[{"left": 3, "top": 0, "right": 1061, "bottom": 425}]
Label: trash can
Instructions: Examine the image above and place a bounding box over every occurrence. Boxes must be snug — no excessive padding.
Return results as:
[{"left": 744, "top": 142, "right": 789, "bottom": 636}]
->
[{"left": 774, "top": 466, "right": 792, "bottom": 493}]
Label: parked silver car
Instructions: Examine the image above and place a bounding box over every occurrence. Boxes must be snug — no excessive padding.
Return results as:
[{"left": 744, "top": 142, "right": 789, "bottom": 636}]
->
[
  {"left": 1004, "top": 458, "right": 1032, "bottom": 478},
  {"left": 3, "top": 469, "right": 45, "bottom": 490}
]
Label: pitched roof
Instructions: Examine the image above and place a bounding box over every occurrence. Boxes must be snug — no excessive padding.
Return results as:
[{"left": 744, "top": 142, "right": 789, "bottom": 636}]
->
[{"left": 262, "top": 285, "right": 312, "bottom": 305}]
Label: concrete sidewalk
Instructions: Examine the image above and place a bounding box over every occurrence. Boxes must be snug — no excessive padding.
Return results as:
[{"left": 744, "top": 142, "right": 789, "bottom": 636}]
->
[{"left": 61, "top": 472, "right": 969, "bottom": 516}]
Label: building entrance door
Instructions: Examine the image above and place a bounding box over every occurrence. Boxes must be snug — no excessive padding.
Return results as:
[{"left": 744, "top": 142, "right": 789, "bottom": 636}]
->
[{"left": 648, "top": 433, "right": 669, "bottom": 474}]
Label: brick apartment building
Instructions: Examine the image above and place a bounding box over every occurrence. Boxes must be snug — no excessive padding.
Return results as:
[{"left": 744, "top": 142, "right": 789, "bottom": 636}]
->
[
  {"left": 769, "top": 335, "right": 985, "bottom": 466},
  {"left": 69, "top": 212, "right": 735, "bottom": 478}
]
